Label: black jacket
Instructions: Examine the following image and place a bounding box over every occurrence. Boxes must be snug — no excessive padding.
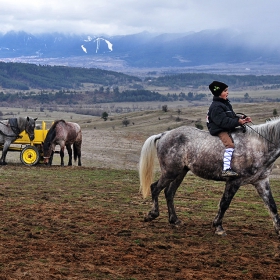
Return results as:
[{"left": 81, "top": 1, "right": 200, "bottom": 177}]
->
[{"left": 207, "top": 96, "right": 240, "bottom": 136}]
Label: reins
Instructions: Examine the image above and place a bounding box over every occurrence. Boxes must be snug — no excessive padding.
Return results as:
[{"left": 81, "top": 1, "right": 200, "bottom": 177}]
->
[
  {"left": 236, "top": 113, "right": 277, "bottom": 146},
  {"left": 245, "top": 122, "right": 276, "bottom": 146}
]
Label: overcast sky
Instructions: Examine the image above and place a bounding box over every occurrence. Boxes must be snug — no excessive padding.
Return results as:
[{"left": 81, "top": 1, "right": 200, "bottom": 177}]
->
[{"left": 0, "top": 0, "right": 278, "bottom": 41}]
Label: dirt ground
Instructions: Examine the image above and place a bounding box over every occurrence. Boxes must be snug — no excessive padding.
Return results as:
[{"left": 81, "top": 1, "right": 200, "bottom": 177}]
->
[
  {"left": 2, "top": 121, "right": 280, "bottom": 279},
  {"left": 0, "top": 163, "right": 280, "bottom": 280}
]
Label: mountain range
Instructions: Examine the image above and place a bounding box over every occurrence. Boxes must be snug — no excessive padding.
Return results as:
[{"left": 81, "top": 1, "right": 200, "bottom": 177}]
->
[{"left": 0, "top": 29, "right": 280, "bottom": 74}]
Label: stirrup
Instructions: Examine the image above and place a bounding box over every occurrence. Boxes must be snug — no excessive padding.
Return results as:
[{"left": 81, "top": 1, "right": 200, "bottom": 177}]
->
[{"left": 221, "top": 169, "right": 239, "bottom": 177}]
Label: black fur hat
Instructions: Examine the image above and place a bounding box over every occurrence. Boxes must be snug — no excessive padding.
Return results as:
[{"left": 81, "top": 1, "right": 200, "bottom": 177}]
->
[{"left": 209, "top": 81, "right": 228, "bottom": 96}]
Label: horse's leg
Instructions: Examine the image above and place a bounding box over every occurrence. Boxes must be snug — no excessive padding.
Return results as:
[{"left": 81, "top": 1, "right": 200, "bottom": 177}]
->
[
  {"left": 254, "top": 178, "right": 280, "bottom": 235},
  {"left": 66, "top": 144, "right": 72, "bottom": 166},
  {"left": 77, "top": 143, "right": 82, "bottom": 166},
  {"left": 144, "top": 176, "right": 173, "bottom": 222},
  {"left": 0, "top": 141, "right": 11, "bottom": 165},
  {"left": 164, "top": 168, "right": 189, "bottom": 225},
  {"left": 60, "top": 147, "right": 65, "bottom": 166},
  {"left": 212, "top": 179, "right": 241, "bottom": 236},
  {"left": 49, "top": 151, "right": 54, "bottom": 166}
]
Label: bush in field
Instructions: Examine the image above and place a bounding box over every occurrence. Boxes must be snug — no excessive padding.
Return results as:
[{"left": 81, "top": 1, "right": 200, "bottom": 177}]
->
[
  {"left": 101, "top": 111, "right": 109, "bottom": 121},
  {"left": 122, "top": 119, "right": 130, "bottom": 127},
  {"left": 162, "top": 105, "right": 168, "bottom": 112}
]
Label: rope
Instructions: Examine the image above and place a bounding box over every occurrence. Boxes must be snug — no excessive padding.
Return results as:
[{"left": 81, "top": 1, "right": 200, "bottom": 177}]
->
[
  {"left": 235, "top": 112, "right": 276, "bottom": 146},
  {"left": 245, "top": 122, "right": 276, "bottom": 146}
]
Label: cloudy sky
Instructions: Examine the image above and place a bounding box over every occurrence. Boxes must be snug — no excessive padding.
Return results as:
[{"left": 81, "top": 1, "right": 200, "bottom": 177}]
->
[{"left": 0, "top": 0, "right": 278, "bottom": 40}]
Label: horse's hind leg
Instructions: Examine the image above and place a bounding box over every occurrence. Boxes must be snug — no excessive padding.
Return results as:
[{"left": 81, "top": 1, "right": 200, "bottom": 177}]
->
[
  {"left": 254, "top": 178, "right": 280, "bottom": 235},
  {"left": 74, "top": 142, "right": 82, "bottom": 166},
  {"left": 0, "top": 142, "right": 11, "bottom": 165},
  {"left": 164, "top": 167, "right": 188, "bottom": 225},
  {"left": 66, "top": 144, "right": 72, "bottom": 166},
  {"left": 212, "top": 179, "right": 241, "bottom": 236},
  {"left": 0, "top": 151, "right": 7, "bottom": 165},
  {"left": 60, "top": 147, "right": 65, "bottom": 166},
  {"left": 144, "top": 177, "right": 173, "bottom": 222}
]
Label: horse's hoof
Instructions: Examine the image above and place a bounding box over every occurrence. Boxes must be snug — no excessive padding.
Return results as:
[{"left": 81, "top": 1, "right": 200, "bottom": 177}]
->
[
  {"left": 144, "top": 212, "right": 158, "bottom": 222},
  {"left": 144, "top": 216, "right": 153, "bottom": 222},
  {"left": 171, "top": 219, "right": 184, "bottom": 227},
  {"left": 215, "top": 226, "right": 227, "bottom": 236},
  {"left": 0, "top": 162, "right": 7, "bottom": 166}
]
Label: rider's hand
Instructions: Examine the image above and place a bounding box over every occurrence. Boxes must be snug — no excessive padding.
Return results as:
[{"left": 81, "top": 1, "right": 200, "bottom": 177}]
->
[
  {"left": 238, "top": 117, "right": 251, "bottom": 125},
  {"left": 244, "top": 117, "right": 252, "bottom": 123}
]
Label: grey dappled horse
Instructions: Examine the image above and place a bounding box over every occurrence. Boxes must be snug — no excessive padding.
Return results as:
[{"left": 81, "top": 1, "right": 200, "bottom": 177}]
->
[
  {"left": 43, "top": 120, "right": 82, "bottom": 166},
  {"left": 0, "top": 117, "right": 37, "bottom": 165},
  {"left": 139, "top": 118, "right": 280, "bottom": 236}
]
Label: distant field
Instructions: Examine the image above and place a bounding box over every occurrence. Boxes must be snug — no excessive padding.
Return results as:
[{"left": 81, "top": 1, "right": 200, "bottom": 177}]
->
[{"left": 1, "top": 101, "right": 280, "bottom": 170}]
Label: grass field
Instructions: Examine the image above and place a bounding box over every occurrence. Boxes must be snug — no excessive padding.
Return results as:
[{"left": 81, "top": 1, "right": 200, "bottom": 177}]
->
[{"left": 1, "top": 100, "right": 280, "bottom": 278}]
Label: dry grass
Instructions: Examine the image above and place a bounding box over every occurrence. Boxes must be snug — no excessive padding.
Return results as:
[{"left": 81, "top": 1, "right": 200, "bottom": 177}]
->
[{"left": 1, "top": 101, "right": 280, "bottom": 171}]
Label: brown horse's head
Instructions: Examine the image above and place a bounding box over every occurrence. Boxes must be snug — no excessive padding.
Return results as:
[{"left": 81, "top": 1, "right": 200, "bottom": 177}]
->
[
  {"left": 43, "top": 122, "right": 58, "bottom": 164},
  {"left": 43, "top": 141, "right": 53, "bottom": 164}
]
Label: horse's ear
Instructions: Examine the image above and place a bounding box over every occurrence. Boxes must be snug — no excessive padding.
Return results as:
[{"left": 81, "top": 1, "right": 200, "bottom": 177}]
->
[
  {"left": 27, "top": 116, "right": 30, "bottom": 121},
  {"left": 34, "top": 118, "right": 38, "bottom": 121}
]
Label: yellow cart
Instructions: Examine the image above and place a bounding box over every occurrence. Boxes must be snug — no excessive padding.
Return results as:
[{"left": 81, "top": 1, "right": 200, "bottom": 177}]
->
[{"left": 0, "top": 121, "right": 49, "bottom": 166}]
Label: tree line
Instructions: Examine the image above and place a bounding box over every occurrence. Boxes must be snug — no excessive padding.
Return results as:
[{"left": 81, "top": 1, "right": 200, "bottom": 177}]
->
[
  {"left": 146, "top": 73, "right": 280, "bottom": 88},
  {"left": 0, "top": 62, "right": 141, "bottom": 90},
  {"left": 0, "top": 89, "right": 207, "bottom": 105}
]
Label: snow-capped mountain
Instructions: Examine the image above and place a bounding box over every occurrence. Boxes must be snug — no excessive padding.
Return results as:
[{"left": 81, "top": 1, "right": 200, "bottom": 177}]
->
[{"left": 0, "top": 30, "right": 280, "bottom": 70}]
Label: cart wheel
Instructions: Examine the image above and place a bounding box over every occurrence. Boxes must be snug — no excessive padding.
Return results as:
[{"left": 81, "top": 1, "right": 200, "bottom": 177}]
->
[{"left": 20, "top": 146, "right": 40, "bottom": 166}]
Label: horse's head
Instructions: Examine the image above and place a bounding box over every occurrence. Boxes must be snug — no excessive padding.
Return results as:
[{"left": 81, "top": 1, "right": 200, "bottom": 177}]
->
[
  {"left": 25, "top": 117, "right": 37, "bottom": 141},
  {"left": 42, "top": 123, "right": 58, "bottom": 165},
  {"left": 43, "top": 139, "right": 53, "bottom": 164}
]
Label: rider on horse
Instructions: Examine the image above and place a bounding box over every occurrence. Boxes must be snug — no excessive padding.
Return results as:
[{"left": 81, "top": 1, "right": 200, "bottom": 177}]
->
[{"left": 207, "top": 81, "right": 252, "bottom": 177}]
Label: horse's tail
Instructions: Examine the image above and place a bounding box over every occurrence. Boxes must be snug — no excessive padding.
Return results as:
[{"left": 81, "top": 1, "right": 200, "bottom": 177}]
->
[{"left": 139, "top": 133, "right": 162, "bottom": 199}]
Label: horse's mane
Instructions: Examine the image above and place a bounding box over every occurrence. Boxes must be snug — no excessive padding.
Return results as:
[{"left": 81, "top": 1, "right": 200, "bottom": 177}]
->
[
  {"left": 44, "top": 120, "right": 65, "bottom": 143},
  {"left": 52, "top": 120, "right": 66, "bottom": 128},
  {"left": 16, "top": 116, "right": 27, "bottom": 127},
  {"left": 246, "top": 117, "right": 280, "bottom": 144}
]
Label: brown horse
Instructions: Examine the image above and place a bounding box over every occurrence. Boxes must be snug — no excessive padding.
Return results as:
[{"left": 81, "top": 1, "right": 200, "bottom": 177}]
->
[{"left": 43, "top": 120, "right": 82, "bottom": 166}]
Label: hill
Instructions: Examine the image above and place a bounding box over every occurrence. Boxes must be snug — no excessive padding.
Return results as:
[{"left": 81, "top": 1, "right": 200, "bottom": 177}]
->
[
  {"left": 1, "top": 30, "right": 280, "bottom": 74},
  {"left": 1, "top": 61, "right": 280, "bottom": 108},
  {"left": 0, "top": 61, "right": 141, "bottom": 90}
]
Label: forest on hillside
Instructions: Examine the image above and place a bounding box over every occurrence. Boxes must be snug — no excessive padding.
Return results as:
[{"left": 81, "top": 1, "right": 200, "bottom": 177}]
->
[
  {"left": 0, "top": 62, "right": 141, "bottom": 90},
  {"left": 0, "top": 61, "right": 280, "bottom": 105},
  {"left": 146, "top": 73, "right": 280, "bottom": 88},
  {"left": 2, "top": 62, "right": 280, "bottom": 91}
]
